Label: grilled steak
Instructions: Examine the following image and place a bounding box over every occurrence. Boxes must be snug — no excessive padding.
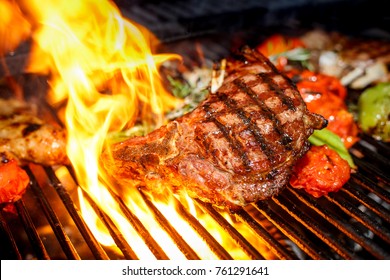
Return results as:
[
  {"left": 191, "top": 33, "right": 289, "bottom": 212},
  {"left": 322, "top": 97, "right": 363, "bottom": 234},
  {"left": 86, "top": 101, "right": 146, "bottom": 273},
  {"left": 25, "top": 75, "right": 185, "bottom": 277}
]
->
[{"left": 102, "top": 47, "right": 327, "bottom": 209}]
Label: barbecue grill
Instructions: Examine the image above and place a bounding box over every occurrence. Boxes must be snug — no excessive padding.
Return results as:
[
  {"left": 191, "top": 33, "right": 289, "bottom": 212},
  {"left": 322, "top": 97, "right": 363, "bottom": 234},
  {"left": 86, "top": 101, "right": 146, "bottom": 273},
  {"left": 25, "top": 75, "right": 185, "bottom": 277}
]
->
[{"left": 0, "top": 0, "right": 389, "bottom": 260}]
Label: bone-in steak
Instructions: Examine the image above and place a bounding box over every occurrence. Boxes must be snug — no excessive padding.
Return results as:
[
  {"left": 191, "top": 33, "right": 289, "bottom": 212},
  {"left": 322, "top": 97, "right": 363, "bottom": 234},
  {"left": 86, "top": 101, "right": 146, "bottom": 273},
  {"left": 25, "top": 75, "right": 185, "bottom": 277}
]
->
[{"left": 101, "top": 47, "right": 327, "bottom": 209}]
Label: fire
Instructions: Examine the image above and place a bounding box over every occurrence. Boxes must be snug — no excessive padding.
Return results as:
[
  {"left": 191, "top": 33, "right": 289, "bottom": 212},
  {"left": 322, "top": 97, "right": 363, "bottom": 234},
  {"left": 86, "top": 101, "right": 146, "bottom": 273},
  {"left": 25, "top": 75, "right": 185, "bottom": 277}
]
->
[
  {"left": 22, "top": 0, "right": 182, "bottom": 255},
  {"left": 0, "top": 0, "right": 31, "bottom": 57},
  {"left": 7, "top": 0, "right": 273, "bottom": 259}
]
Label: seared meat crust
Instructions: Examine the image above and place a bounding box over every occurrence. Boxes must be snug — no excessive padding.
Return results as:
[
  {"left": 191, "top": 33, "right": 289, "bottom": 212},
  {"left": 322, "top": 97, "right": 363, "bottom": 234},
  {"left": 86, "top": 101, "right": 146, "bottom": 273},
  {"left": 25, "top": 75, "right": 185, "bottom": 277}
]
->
[{"left": 102, "top": 47, "right": 326, "bottom": 209}]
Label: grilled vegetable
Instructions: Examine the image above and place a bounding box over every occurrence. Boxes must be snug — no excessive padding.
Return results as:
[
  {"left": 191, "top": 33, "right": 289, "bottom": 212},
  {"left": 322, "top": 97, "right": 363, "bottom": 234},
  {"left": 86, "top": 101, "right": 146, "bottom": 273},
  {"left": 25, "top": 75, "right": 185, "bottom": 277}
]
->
[
  {"left": 358, "top": 82, "right": 390, "bottom": 142},
  {"left": 309, "top": 128, "right": 356, "bottom": 169},
  {"left": 256, "top": 34, "right": 306, "bottom": 58},
  {"left": 0, "top": 152, "right": 29, "bottom": 204},
  {"left": 256, "top": 34, "right": 310, "bottom": 69},
  {"left": 288, "top": 69, "right": 347, "bottom": 100},
  {"left": 289, "top": 145, "right": 351, "bottom": 198},
  {"left": 286, "top": 69, "right": 359, "bottom": 148},
  {"left": 165, "top": 74, "right": 209, "bottom": 120}
]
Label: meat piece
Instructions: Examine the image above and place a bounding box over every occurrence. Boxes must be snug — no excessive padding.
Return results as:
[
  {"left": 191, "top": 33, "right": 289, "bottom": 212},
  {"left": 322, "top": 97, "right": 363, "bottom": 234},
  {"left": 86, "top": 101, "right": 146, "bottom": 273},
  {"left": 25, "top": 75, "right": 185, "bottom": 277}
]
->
[
  {"left": 102, "top": 47, "right": 327, "bottom": 209},
  {"left": 0, "top": 98, "right": 69, "bottom": 166}
]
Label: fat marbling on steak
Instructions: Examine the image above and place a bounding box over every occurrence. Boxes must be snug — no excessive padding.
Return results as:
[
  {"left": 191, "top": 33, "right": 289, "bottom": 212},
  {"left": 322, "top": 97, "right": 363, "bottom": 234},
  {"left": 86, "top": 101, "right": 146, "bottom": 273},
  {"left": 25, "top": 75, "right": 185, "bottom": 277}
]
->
[{"left": 101, "top": 46, "right": 327, "bottom": 209}]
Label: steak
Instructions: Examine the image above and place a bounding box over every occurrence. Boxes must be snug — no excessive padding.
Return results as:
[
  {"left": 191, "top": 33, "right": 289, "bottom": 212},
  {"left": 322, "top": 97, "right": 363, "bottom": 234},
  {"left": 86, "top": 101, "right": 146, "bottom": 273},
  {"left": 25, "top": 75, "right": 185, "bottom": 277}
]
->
[{"left": 101, "top": 46, "right": 327, "bottom": 209}]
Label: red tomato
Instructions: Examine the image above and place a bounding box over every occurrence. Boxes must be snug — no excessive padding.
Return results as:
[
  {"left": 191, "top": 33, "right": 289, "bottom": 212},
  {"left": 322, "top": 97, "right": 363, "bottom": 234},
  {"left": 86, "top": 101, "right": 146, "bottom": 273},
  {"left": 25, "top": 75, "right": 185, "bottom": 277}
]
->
[
  {"left": 0, "top": 158, "right": 30, "bottom": 204},
  {"left": 287, "top": 69, "right": 347, "bottom": 100},
  {"left": 314, "top": 106, "right": 360, "bottom": 149},
  {"left": 289, "top": 145, "right": 351, "bottom": 198},
  {"left": 285, "top": 69, "right": 359, "bottom": 148},
  {"left": 256, "top": 34, "right": 305, "bottom": 57}
]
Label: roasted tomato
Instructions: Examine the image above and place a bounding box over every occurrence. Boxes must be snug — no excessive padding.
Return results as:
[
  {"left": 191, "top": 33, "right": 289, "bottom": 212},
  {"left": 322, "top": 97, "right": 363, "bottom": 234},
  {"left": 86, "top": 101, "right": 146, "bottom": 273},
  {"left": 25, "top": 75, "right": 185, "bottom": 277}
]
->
[
  {"left": 0, "top": 154, "right": 30, "bottom": 204},
  {"left": 256, "top": 34, "right": 306, "bottom": 69},
  {"left": 256, "top": 34, "right": 305, "bottom": 57},
  {"left": 287, "top": 69, "right": 347, "bottom": 101},
  {"left": 286, "top": 69, "right": 359, "bottom": 148},
  {"left": 289, "top": 145, "right": 351, "bottom": 198}
]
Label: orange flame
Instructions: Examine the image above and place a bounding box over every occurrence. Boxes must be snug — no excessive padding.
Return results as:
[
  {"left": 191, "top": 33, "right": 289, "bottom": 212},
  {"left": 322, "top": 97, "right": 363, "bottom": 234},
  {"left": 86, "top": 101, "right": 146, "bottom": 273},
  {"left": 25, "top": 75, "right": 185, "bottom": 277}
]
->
[
  {"left": 23, "top": 0, "right": 181, "bottom": 247},
  {"left": 25, "top": 0, "right": 181, "bottom": 182}
]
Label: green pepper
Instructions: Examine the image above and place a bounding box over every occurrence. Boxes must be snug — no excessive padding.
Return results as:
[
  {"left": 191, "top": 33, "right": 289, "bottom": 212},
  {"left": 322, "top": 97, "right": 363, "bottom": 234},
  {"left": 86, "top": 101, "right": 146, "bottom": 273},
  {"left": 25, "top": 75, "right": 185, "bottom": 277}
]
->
[
  {"left": 309, "top": 128, "right": 356, "bottom": 169},
  {"left": 358, "top": 82, "right": 390, "bottom": 142}
]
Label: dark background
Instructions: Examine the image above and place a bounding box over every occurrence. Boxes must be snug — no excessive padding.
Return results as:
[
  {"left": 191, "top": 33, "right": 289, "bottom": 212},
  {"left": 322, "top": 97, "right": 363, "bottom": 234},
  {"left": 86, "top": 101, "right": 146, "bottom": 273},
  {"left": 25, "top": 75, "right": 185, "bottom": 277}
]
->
[
  {"left": 2, "top": 0, "right": 388, "bottom": 77},
  {"left": 114, "top": 0, "right": 389, "bottom": 42}
]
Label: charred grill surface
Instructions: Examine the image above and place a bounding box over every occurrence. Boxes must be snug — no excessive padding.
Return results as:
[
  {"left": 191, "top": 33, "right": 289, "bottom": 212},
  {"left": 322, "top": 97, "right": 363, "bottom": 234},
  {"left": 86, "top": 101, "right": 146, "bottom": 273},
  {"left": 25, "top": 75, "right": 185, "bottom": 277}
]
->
[{"left": 102, "top": 47, "right": 327, "bottom": 209}]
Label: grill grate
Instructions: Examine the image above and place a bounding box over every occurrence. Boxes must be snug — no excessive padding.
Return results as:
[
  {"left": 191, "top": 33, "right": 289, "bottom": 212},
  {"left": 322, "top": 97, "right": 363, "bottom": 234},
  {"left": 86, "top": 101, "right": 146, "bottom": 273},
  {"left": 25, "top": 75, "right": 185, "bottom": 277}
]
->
[{"left": 1, "top": 137, "right": 389, "bottom": 260}]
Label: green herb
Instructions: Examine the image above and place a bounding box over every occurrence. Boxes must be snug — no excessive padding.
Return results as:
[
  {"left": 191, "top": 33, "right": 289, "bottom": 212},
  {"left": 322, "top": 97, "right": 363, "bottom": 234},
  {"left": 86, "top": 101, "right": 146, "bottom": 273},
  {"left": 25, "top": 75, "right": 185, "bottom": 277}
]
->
[
  {"left": 167, "top": 76, "right": 192, "bottom": 98},
  {"left": 165, "top": 72, "right": 209, "bottom": 120},
  {"left": 270, "top": 47, "right": 312, "bottom": 69},
  {"left": 309, "top": 128, "right": 356, "bottom": 168},
  {"left": 107, "top": 122, "right": 154, "bottom": 143}
]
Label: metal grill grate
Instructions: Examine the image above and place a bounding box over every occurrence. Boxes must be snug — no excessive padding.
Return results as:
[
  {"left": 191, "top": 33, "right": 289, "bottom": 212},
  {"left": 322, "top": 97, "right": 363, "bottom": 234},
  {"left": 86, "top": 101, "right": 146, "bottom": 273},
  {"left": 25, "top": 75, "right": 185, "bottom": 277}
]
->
[{"left": 1, "top": 134, "right": 389, "bottom": 260}]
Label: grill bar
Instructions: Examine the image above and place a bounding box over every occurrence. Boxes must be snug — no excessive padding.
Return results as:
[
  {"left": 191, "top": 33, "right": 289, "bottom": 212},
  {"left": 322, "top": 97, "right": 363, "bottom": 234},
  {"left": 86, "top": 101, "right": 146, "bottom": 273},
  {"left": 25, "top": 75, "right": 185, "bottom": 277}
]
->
[
  {"left": 25, "top": 166, "right": 80, "bottom": 260},
  {"left": 15, "top": 200, "right": 50, "bottom": 260},
  {"left": 352, "top": 155, "right": 390, "bottom": 183},
  {"left": 289, "top": 188, "right": 390, "bottom": 259},
  {"left": 171, "top": 197, "right": 234, "bottom": 260},
  {"left": 195, "top": 199, "right": 260, "bottom": 260},
  {"left": 234, "top": 209, "right": 295, "bottom": 260},
  {"left": 326, "top": 192, "right": 390, "bottom": 244},
  {"left": 272, "top": 193, "right": 355, "bottom": 259},
  {"left": 255, "top": 200, "right": 330, "bottom": 259},
  {"left": 80, "top": 189, "right": 138, "bottom": 260},
  {"left": 353, "top": 138, "right": 390, "bottom": 168},
  {"left": 0, "top": 211, "right": 22, "bottom": 259},
  {"left": 341, "top": 183, "right": 390, "bottom": 224},
  {"left": 351, "top": 173, "right": 390, "bottom": 204},
  {"left": 106, "top": 188, "right": 170, "bottom": 260},
  {"left": 44, "top": 166, "right": 110, "bottom": 260},
  {"left": 139, "top": 191, "right": 201, "bottom": 260}
]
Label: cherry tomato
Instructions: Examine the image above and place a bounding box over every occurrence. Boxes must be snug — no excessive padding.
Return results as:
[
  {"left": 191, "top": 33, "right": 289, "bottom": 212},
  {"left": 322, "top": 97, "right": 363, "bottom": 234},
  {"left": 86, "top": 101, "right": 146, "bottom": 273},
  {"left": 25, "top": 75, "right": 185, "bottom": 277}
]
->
[
  {"left": 286, "top": 69, "right": 359, "bottom": 148},
  {"left": 290, "top": 145, "right": 351, "bottom": 198},
  {"left": 287, "top": 69, "right": 347, "bottom": 100},
  {"left": 0, "top": 158, "right": 30, "bottom": 204}
]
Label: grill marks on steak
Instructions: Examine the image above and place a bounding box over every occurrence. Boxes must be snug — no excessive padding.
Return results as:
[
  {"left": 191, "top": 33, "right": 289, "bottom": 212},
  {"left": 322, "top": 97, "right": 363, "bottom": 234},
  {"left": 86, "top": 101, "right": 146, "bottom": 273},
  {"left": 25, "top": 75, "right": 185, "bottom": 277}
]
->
[
  {"left": 102, "top": 47, "right": 327, "bottom": 209},
  {"left": 202, "top": 77, "right": 290, "bottom": 172}
]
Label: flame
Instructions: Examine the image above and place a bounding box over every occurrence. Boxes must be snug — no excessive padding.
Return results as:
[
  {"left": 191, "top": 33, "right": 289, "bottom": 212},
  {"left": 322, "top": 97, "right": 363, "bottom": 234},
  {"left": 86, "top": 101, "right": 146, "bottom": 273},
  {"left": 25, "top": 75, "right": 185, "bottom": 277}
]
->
[
  {"left": 0, "top": 0, "right": 31, "bottom": 57},
  {"left": 23, "top": 0, "right": 180, "bottom": 248},
  {"left": 18, "top": 0, "right": 274, "bottom": 259}
]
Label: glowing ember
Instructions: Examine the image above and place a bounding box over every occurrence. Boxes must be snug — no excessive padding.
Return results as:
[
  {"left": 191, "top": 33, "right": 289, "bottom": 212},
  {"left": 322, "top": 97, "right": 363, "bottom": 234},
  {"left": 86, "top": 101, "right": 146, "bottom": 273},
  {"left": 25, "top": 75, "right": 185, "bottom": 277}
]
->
[{"left": 4, "top": 0, "right": 274, "bottom": 259}]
